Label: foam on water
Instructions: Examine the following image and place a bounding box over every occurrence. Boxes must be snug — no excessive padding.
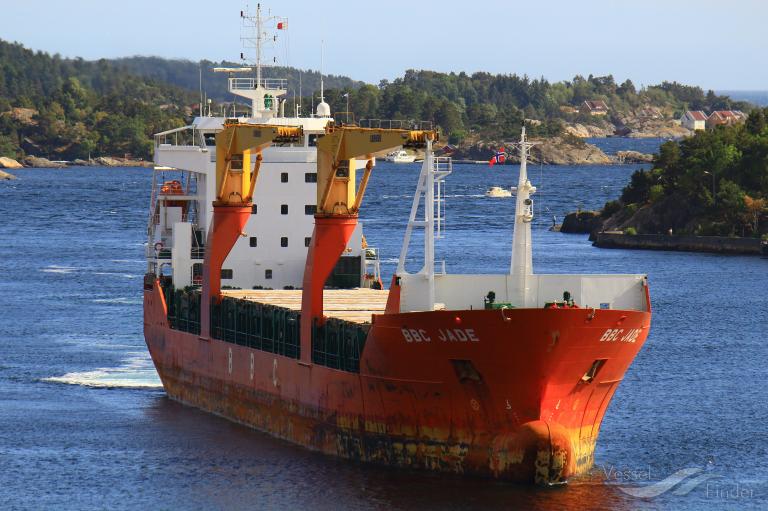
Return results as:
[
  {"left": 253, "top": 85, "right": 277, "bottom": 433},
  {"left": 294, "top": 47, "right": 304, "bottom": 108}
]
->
[
  {"left": 43, "top": 352, "right": 162, "bottom": 389},
  {"left": 41, "top": 265, "right": 78, "bottom": 274},
  {"left": 92, "top": 272, "right": 140, "bottom": 278},
  {"left": 91, "top": 297, "right": 142, "bottom": 305}
]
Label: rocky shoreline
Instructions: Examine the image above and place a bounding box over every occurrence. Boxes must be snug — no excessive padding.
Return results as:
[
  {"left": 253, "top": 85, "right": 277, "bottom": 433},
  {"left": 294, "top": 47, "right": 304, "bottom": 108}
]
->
[
  {"left": 449, "top": 137, "right": 654, "bottom": 166},
  {"left": 0, "top": 155, "right": 153, "bottom": 169},
  {"left": 592, "top": 232, "right": 762, "bottom": 255},
  {"left": 564, "top": 118, "right": 692, "bottom": 140},
  {"left": 4, "top": 137, "right": 656, "bottom": 171},
  {"left": 558, "top": 211, "right": 765, "bottom": 256}
]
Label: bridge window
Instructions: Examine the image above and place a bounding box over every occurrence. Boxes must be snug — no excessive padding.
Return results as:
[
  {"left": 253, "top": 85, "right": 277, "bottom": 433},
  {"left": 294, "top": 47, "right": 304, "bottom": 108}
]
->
[
  {"left": 251, "top": 204, "right": 257, "bottom": 214},
  {"left": 281, "top": 172, "right": 288, "bottom": 183},
  {"left": 281, "top": 237, "right": 288, "bottom": 247},
  {"left": 305, "top": 172, "right": 317, "bottom": 183},
  {"left": 305, "top": 237, "right": 311, "bottom": 247},
  {"left": 305, "top": 205, "right": 317, "bottom": 215},
  {"left": 221, "top": 269, "right": 233, "bottom": 279},
  {"left": 281, "top": 204, "right": 288, "bottom": 215},
  {"left": 249, "top": 237, "right": 257, "bottom": 247},
  {"left": 265, "top": 269, "right": 273, "bottom": 279}
]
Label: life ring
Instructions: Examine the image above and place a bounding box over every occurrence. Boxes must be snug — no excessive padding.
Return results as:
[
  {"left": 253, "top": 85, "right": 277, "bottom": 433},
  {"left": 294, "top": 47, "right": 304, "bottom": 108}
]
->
[{"left": 154, "top": 242, "right": 164, "bottom": 252}]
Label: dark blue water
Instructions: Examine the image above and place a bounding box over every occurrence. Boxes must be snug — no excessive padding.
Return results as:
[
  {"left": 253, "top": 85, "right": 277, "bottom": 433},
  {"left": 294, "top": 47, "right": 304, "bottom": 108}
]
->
[
  {"left": 587, "top": 137, "right": 668, "bottom": 156},
  {"left": 1, "top": 155, "right": 766, "bottom": 510}
]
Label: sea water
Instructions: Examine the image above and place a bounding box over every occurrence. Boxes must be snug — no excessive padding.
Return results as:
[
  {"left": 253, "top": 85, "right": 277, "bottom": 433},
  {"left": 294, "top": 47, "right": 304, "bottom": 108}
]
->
[{"left": 1, "top": 151, "right": 765, "bottom": 510}]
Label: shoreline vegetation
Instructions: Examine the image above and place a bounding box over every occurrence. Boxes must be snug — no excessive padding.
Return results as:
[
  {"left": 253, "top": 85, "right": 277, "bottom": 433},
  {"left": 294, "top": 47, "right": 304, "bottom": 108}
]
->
[{"left": 562, "top": 107, "right": 768, "bottom": 254}]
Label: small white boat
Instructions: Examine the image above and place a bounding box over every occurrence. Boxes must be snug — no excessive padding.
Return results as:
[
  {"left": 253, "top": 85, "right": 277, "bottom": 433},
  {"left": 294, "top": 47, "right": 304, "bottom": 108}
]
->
[
  {"left": 485, "top": 186, "right": 512, "bottom": 198},
  {"left": 385, "top": 150, "right": 416, "bottom": 163}
]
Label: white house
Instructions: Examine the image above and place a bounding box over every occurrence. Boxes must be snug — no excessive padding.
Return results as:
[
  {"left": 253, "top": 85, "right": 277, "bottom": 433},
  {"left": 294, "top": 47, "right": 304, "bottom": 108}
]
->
[{"left": 680, "top": 110, "right": 708, "bottom": 131}]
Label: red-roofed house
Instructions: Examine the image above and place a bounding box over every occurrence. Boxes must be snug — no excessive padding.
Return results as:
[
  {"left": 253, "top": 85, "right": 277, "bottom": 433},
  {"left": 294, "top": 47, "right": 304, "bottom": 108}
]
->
[
  {"left": 706, "top": 110, "right": 747, "bottom": 129},
  {"left": 580, "top": 100, "right": 609, "bottom": 116},
  {"left": 680, "top": 110, "right": 708, "bottom": 131}
]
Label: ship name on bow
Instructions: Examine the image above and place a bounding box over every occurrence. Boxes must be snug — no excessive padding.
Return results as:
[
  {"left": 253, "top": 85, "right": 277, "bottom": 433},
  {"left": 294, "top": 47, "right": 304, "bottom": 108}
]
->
[
  {"left": 599, "top": 328, "right": 641, "bottom": 343},
  {"left": 401, "top": 328, "right": 479, "bottom": 343}
]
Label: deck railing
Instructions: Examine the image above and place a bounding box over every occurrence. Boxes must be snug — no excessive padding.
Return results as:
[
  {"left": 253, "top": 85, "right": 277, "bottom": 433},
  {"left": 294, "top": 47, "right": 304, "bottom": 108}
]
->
[
  {"left": 229, "top": 77, "right": 287, "bottom": 91},
  {"left": 359, "top": 119, "right": 434, "bottom": 130}
]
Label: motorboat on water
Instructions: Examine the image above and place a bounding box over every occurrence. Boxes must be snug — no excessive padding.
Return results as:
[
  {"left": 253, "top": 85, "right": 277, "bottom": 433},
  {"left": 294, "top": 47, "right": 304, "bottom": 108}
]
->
[
  {"left": 385, "top": 149, "right": 416, "bottom": 163},
  {"left": 485, "top": 186, "right": 513, "bottom": 198}
]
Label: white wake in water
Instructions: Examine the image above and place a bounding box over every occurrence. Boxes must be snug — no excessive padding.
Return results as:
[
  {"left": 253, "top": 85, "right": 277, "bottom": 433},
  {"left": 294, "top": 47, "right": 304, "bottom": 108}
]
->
[
  {"left": 44, "top": 352, "right": 162, "bottom": 389},
  {"left": 93, "top": 272, "right": 141, "bottom": 278},
  {"left": 41, "top": 265, "right": 79, "bottom": 274},
  {"left": 91, "top": 297, "right": 142, "bottom": 305}
]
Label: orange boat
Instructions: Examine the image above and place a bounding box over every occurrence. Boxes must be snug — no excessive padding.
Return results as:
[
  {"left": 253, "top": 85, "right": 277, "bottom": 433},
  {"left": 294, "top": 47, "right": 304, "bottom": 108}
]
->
[{"left": 143, "top": 6, "right": 651, "bottom": 485}]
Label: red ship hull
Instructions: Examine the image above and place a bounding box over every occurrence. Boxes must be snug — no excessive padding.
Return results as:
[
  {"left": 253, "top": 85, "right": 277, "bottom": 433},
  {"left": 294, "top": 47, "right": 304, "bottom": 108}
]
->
[{"left": 144, "top": 281, "right": 650, "bottom": 484}]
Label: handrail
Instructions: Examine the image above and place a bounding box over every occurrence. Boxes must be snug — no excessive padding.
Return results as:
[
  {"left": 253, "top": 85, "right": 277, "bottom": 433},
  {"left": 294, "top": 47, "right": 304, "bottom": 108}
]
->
[
  {"left": 154, "top": 126, "right": 210, "bottom": 150},
  {"left": 230, "top": 77, "right": 287, "bottom": 90},
  {"left": 359, "top": 119, "right": 434, "bottom": 130}
]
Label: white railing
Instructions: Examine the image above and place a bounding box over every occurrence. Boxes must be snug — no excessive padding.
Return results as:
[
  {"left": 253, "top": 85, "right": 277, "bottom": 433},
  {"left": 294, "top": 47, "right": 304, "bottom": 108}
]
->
[
  {"left": 433, "top": 156, "right": 452, "bottom": 239},
  {"left": 230, "top": 77, "right": 287, "bottom": 90},
  {"left": 154, "top": 126, "right": 208, "bottom": 149},
  {"left": 359, "top": 119, "right": 434, "bottom": 130}
]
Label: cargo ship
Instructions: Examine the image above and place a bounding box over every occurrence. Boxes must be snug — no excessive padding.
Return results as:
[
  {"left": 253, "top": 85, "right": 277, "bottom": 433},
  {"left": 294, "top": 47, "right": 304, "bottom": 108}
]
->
[{"left": 143, "top": 5, "right": 652, "bottom": 485}]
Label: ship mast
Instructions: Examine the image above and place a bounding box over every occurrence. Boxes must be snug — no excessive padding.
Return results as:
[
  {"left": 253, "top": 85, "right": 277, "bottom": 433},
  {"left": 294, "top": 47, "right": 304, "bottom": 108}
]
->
[
  {"left": 509, "top": 127, "right": 537, "bottom": 307},
  {"left": 214, "top": 4, "right": 287, "bottom": 119},
  {"left": 255, "top": 4, "right": 262, "bottom": 94}
]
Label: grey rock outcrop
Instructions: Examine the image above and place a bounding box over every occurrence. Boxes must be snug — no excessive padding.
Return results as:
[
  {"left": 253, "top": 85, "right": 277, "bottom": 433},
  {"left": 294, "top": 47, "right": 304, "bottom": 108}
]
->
[
  {"left": 530, "top": 137, "right": 612, "bottom": 165},
  {"left": 23, "top": 156, "right": 66, "bottom": 168},
  {"left": 616, "top": 150, "right": 654, "bottom": 163},
  {"left": 560, "top": 210, "right": 604, "bottom": 234}
]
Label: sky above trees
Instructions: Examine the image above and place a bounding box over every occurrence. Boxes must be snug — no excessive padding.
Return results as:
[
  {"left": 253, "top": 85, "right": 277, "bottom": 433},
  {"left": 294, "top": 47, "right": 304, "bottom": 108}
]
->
[{"left": 3, "top": 0, "right": 767, "bottom": 90}]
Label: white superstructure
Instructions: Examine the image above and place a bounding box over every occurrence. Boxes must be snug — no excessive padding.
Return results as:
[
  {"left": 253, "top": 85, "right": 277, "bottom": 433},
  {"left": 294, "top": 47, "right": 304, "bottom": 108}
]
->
[{"left": 146, "top": 5, "right": 377, "bottom": 292}]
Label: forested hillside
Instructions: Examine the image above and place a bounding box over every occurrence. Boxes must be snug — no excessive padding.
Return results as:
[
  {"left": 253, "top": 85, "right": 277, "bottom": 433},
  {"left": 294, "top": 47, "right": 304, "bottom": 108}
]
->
[
  {"left": 317, "top": 71, "right": 753, "bottom": 143},
  {"left": 0, "top": 38, "right": 755, "bottom": 161},
  {"left": 110, "top": 56, "right": 364, "bottom": 103},
  {"left": 600, "top": 108, "right": 768, "bottom": 237},
  {"left": 0, "top": 40, "right": 194, "bottom": 160}
]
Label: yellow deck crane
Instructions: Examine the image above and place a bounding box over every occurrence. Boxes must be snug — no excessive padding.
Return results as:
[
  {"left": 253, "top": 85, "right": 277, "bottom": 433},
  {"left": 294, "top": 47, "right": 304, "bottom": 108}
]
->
[
  {"left": 299, "top": 124, "right": 438, "bottom": 361},
  {"left": 201, "top": 122, "right": 303, "bottom": 339}
]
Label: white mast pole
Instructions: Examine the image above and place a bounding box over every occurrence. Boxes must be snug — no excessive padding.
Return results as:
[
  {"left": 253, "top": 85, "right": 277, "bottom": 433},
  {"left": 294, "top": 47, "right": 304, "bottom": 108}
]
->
[
  {"left": 254, "top": 4, "right": 262, "bottom": 116},
  {"left": 320, "top": 40, "right": 324, "bottom": 103},
  {"left": 423, "top": 139, "right": 435, "bottom": 309},
  {"left": 256, "top": 4, "right": 262, "bottom": 89},
  {"left": 199, "top": 63, "right": 203, "bottom": 118},
  {"left": 509, "top": 127, "right": 537, "bottom": 307}
]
